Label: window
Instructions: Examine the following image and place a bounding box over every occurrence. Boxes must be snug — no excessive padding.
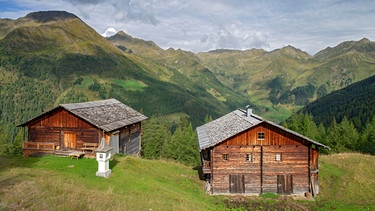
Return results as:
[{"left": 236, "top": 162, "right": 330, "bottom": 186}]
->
[
  {"left": 223, "top": 154, "right": 228, "bottom": 161},
  {"left": 276, "top": 153, "right": 281, "bottom": 161},
  {"left": 258, "top": 132, "right": 265, "bottom": 140},
  {"left": 246, "top": 154, "right": 252, "bottom": 162}
]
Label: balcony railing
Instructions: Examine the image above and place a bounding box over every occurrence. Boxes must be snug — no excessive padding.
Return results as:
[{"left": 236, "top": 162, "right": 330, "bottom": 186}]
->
[
  {"left": 23, "top": 142, "right": 55, "bottom": 151},
  {"left": 203, "top": 160, "right": 211, "bottom": 174}
]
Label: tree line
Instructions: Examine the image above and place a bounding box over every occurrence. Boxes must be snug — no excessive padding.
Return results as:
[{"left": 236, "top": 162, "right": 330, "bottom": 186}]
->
[{"left": 282, "top": 113, "right": 375, "bottom": 155}]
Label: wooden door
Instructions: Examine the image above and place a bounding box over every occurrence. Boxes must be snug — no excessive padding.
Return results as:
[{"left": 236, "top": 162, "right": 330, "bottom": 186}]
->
[
  {"left": 277, "top": 175, "right": 293, "bottom": 194},
  {"left": 111, "top": 134, "right": 119, "bottom": 154},
  {"left": 229, "top": 174, "right": 245, "bottom": 193},
  {"left": 63, "top": 132, "right": 76, "bottom": 149}
]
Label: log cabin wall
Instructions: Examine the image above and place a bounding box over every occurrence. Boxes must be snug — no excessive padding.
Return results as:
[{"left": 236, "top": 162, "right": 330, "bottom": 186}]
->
[
  {"left": 211, "top": 122, "right": 310, "bottom": 194},
  {"left": 119, "top": 122, "right": 142, "bottom": 155},
  {"left": 27, "top": 108, "right": 99, "bottom": 149},
  {"left": 212, "top": 145, "right": 262, "bottom": 194},
  {"left": 310, "top": 147, "right": 320, "bottom": 195}
]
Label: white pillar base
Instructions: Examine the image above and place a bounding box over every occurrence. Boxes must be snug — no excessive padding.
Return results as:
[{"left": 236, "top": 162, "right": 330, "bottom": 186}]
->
[{"left": 96, "top": 169, "right": 112, "bottom": 178}]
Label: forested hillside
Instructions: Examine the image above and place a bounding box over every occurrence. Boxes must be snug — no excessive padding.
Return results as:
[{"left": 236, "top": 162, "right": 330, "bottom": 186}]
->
[
  {"left": 282, "top": 75, "right": 375, "bottom": 155},
  {"left": 300, "top": 75, "right": 375, "bottom": 131}
]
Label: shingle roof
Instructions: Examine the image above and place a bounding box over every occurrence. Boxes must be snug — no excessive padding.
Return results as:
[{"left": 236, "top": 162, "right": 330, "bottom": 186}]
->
[
  {"left": 196, "top": 109, "right": 330, "bottom": 150},
  {"left": 19, "top": 99, "right": 147, "bottom": 132}
]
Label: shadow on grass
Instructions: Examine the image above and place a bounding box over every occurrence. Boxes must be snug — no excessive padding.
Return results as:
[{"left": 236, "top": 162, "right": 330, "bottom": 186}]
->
[
  {"left": 192, "top": 165, "right": 206, "bottom": 180},
  {"left": 109, "top": 155, "right": 121, "bottom": 169}
]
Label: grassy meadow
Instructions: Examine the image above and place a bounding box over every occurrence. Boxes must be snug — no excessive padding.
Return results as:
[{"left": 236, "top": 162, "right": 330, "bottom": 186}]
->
[{"left": 0, "top": 153, "right": 374, "bottom": 210}]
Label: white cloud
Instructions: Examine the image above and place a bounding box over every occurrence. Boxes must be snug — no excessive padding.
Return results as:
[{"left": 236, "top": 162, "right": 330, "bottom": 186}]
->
[{"left": 102, "top": 27, "right": 117, "bottom": 37}]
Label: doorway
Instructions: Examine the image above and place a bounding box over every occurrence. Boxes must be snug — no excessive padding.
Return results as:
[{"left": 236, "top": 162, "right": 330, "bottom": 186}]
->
[
  {"left": 63, "top": 132, "right": 76, "bottom": 149},
  {"left": 277, "top": 175, "right": 293, "bottom": 194},
  {"left": 229, "top": 174, "right": 245, "bottom": 193}
]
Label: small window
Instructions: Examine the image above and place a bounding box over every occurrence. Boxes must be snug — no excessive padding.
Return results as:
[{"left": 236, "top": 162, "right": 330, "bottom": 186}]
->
[
  {"left": 276, "top": 153, "right": 281, "bottom": 161},
  {"left": 246, "top": 154, "right": 252, "bottom": 162},
  {"left": 258, "top": 132, "right": 265, "bottom": 140},
  {"left": 223, "top": 154, "right": 228, "bottom": 161}
]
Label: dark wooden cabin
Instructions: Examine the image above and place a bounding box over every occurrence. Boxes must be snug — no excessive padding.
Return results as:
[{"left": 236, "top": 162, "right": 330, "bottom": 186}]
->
[
  {"left": 19, "top": 99, "right": 147, "bottom": 157},
  {"left": 196, "top": 107, "right": 329, "bottom": 196}
]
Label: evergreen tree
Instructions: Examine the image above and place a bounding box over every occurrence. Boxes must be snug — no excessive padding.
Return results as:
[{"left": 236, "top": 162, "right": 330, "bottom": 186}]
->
[
  {"left": 301, "top": 113, "right": 319, "bottom": 141},
  {"left": 359, "top": 117, "right": 375, "bottom": 155},
  {"left": 327, "top": 118, "right": 344, "bottom": 153},
  {"left": 11, "top": 129, "right": 24, "bottom": 155},
  {"left": 339, "top": 117, "right": 360, "bottom": 150},
  {"left": 163, "top": 118, "right": 200, "bottom": 166},
  {"left": 0, "top": 125, "right": 11, "bottom": 156},
  {"left": 326, "top": 117, "right": 359, "bottom": 153},
  {"left": 316, "top": 123, "right": 329, "bottom": 154},
  {"left": 284, "top": 113, "right": 319, "bottom": 140},
  {"left": 141, "top": 116, "right": 171, "bottom": 159},
  {"left": 204, "top": 114, "right": 213, "bottom": 123}
]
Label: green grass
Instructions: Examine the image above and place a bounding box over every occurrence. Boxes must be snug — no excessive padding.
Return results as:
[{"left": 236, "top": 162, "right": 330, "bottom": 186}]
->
[
  {"left": 113, "top": 79, "right": 146, "bottom": 91},
  {"left": 0, "top": 155, "right": 224, "bottom": 210},
  {"left": 316, "top": 153, "right": 375, "bottom": 210},
  {"left": 0, "top": 153, "right": 374, "bottom": 210}
]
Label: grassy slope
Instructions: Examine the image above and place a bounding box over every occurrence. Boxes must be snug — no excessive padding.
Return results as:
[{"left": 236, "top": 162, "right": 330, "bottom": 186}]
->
[
  {"left": 1, "top": 153, "right": 374, "bottom": 210},
  {"left": 317, "top": 153, "right": 375, "bottom": 210},
  {"left": 0, "top": 155, "right": 222, "bottom": 210}
]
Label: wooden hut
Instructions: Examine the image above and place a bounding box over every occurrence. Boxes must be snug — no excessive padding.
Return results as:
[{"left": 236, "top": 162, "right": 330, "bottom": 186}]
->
[
  {"left": 19, "top": 99, "right": 147, "bottom": 157},
  {"left": 196, "top": 107, "right": 329, "bottom": 196}
]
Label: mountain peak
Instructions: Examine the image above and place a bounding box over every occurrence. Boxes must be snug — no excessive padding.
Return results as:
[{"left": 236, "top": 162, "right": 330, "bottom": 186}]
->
[
  {"left": 358, "top": 37, "right": 370, "bottom": 43},
  {"left": 25, "top": 11, "right": 79, "bottom": 23},
  {"left": 268, "top": 45, "right": 311, "bottom": 59},
  {"left": 315, "top": 38, "right": 375, "bottom": 59},
  {"left": 110, "top": 31, "right": 134, "bottom": 41}
]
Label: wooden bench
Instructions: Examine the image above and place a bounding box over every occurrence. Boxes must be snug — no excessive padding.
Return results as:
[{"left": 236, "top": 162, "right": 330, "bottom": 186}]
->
[
  {"left": 81, "top": 142, "right": 99, "bottom": 152},
  {"left": 69, "top": 151, "right": 85, "bottom": 160}
]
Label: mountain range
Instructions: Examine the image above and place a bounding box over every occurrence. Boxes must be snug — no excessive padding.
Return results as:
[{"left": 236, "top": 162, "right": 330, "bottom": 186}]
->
[{"left": 1, "top": 11, "right": 374, "bottom": 134}]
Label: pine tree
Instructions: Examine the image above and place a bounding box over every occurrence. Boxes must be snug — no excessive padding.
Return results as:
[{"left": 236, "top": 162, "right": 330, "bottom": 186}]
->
[
  {"left": 163, "top": 118, "right": 200, "bottom": 166},
  {"left": 359, "top": 117, "right": 375, "bottom": 155},
  {"left": 141, "top": 116, "right": 171, "bottom": 159},
  {"left": 327, "top": 117, "right": 360, "bottom": 153},
  {"left": 0, "top": 125, "right": 11, "bottom": 156},
  {"left": 11, "top": 129, "right": 24, "bottom": 155},
  {"left": 338, "top": 117, "right": 360, "bottom": 150},
  {"left": 284, "top": 113, "right": 319, "bottom": 141},
  {"left": 204, "top": 114, "right": 213, "bottom": 123},
  {"left": 316, "top": 123, "right": 329, "bottom": 154},
  {"left": 326, "top": 118, "right": 341, "bottom": 153}
]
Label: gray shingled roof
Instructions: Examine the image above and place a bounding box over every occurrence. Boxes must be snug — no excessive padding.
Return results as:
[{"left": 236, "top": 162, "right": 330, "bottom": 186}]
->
[
  {"left": 196, "top": 109, "right": 330, "bottom": 150},
  {"left": 19, "top": 99, "right": 147, "bottom": 132}
]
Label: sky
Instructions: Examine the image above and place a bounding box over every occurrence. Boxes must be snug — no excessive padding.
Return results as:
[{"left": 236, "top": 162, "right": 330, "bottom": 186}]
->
[{"left": 1, "top": 0, "right": 375, "bottom": 55}]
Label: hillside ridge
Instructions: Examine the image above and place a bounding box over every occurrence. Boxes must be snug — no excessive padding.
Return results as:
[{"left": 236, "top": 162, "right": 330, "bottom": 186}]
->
[{"left": 25, "top": 11, "right": 79, "bottom": 23}]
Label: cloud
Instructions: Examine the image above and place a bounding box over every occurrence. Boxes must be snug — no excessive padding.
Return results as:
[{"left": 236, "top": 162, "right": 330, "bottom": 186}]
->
[{"left": 102, "top": 27, "right": 117, "bottom": 37}]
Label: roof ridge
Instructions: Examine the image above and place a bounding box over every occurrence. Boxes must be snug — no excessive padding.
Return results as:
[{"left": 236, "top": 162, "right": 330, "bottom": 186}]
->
[{"left": 61, "top": 99, "right": 118, "bottom": 110}]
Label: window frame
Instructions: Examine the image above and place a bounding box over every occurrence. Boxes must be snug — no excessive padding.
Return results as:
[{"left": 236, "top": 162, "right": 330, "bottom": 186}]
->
[
  {"left": 223, "top": 153, "right": 228, "bottom": 161},
  {"left": 258, "top": 132, "right": 265, "bottom": 140},
  {"left": 246, "top": 153, "right": 252, "bottom": 162},
  {"left": 275, "top": 153, "right": 282, "bottom": 161}
]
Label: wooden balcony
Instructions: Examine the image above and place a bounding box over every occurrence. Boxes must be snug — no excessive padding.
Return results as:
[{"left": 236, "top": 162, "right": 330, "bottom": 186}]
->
[
  {"left": 203, "top": 160, "right": 212, "bottom": 174},
  {"left": 23, "top": 142, "right": 55, "bottom": 151}
]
